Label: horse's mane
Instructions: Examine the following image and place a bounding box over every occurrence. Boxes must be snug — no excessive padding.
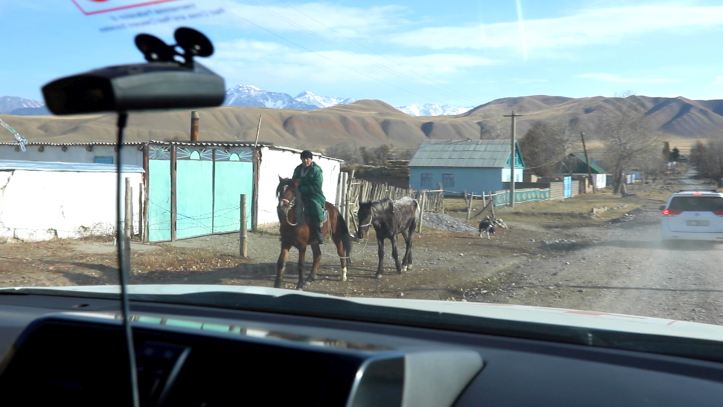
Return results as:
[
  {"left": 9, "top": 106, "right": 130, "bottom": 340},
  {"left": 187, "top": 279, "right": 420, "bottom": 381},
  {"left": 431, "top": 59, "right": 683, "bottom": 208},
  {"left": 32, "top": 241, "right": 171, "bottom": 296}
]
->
[{"left": 276, "top": 178, "right": 295, "bottom": 198}]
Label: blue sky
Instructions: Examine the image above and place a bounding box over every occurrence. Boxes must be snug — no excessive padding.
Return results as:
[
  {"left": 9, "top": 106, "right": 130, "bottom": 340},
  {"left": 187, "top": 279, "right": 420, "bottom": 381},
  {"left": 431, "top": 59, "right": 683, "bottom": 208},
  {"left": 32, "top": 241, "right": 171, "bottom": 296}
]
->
[{"left": 3, "top": 0, "right": 723, "bottom": 107}]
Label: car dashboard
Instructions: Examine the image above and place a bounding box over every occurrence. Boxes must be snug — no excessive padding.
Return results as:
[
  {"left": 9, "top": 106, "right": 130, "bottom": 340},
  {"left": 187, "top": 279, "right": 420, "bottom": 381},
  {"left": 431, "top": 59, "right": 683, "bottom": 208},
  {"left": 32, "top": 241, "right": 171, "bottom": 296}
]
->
[{"left": 0, "top": 292, "right": 722, "bottom": 406}]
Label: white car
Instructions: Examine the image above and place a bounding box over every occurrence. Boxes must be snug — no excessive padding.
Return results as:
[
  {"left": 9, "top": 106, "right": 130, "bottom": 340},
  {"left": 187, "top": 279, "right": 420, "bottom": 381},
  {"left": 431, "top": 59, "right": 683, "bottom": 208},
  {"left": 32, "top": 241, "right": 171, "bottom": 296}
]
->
[{"left": 660, "top": 190, "right": 723, "bottom": 243}]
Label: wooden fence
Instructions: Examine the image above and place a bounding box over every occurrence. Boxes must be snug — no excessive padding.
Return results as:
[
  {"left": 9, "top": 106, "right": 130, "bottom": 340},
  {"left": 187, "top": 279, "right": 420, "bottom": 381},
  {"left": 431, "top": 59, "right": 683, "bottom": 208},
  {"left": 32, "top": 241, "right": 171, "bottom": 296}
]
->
[{"left": 337, "top": 173, "right": 444, "bottom": 233}]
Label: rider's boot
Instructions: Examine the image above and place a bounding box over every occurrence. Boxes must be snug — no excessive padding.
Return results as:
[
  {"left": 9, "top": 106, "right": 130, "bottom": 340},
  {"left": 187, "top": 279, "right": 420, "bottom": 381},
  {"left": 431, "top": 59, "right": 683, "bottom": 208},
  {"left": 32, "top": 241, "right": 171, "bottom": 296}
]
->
[{"left": 310, "top": 224, "right": 324, "bottom": 245}]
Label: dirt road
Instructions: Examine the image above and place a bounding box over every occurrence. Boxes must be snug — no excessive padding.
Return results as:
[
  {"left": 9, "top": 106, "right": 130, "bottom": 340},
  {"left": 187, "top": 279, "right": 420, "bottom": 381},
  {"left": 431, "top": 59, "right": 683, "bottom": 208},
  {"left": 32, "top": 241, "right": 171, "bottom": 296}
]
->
[{"left": 475, "top": 208, "right": 723, "bottom": 326}]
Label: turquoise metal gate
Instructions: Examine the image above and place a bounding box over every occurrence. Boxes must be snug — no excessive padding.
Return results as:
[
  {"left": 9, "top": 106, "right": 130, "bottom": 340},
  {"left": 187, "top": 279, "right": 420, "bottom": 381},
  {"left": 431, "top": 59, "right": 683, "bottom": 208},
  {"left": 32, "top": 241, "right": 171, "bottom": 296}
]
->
[{"left": 147, "top": 144, "right": 254, "bottom": 242}]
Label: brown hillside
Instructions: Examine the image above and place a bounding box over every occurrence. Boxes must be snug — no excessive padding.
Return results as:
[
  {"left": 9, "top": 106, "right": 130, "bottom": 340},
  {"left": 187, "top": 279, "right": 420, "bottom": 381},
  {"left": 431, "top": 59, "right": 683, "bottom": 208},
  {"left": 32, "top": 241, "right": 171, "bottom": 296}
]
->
[{"left": 2, "top": 95, "right": 722, "bottom": 155}]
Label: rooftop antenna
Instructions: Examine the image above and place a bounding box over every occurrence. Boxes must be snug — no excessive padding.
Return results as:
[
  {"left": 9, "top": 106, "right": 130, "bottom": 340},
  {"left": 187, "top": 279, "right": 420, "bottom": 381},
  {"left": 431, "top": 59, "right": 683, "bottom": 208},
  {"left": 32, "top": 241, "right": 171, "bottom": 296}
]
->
[
  {"left": 0, "top": 118, "right": 28, "bottom": 152},
  {"left": 41, "top": 26, "right": 224, "bottom": 407}
]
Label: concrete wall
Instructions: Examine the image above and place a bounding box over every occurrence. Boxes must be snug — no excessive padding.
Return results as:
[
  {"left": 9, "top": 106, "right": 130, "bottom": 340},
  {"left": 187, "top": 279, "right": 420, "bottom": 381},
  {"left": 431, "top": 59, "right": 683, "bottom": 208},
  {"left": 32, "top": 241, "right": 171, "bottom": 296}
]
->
[
  {"left": 256, "top": 147, "right": 341, "bottom": 225},
  {"left": 0, "top": 169, "right": 143, "bottom": 241}
]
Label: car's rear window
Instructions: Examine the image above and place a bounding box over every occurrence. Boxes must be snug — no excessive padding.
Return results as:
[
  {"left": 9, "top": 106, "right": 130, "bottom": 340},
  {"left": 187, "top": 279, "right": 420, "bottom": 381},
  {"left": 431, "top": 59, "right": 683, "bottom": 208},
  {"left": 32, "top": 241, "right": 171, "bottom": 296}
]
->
[{"left": 668, "top": 196, "right": 723, "bottom": 212}]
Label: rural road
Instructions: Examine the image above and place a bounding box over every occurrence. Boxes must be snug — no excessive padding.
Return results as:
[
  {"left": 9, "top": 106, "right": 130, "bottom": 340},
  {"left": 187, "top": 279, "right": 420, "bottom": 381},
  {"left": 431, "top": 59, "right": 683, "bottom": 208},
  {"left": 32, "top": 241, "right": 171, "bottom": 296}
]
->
[{"left": 479, "top": 194, "right": 723, "bottom": 326}]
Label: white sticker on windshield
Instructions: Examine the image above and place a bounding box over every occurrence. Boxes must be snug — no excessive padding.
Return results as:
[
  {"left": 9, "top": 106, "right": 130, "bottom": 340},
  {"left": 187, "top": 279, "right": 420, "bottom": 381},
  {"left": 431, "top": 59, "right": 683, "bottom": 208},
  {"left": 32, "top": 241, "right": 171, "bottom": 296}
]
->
[{"left": 70, "top": 0, "right": 225, "bottom": 32}]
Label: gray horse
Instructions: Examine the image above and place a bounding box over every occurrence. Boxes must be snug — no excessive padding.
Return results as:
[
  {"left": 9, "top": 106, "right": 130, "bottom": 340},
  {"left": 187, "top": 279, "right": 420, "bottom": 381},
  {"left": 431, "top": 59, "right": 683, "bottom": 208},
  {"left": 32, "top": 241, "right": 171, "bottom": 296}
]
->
[{"left": 356, "top": 196, "right": 419, "bottom": 279}]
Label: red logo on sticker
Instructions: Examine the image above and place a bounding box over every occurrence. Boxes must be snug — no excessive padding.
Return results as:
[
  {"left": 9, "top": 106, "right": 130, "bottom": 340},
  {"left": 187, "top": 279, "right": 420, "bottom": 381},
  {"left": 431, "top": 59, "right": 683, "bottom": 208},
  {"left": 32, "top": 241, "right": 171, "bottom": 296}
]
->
[{"left": 72, "top": 0, "right": 178, "bottom": 15}]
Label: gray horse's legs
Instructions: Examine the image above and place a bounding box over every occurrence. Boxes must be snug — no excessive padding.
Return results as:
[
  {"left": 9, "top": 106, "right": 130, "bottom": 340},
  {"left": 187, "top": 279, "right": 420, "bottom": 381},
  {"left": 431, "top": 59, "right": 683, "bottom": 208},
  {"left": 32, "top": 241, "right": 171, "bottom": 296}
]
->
[
  {"left": 390, "top": 235, "right": 402, "bottom": 274},
  {"left": 375, "top": 237, "right": 385, "bottom": 279},
  {"left": 401, "top": 230, "right": 413, "bottom": 271}
]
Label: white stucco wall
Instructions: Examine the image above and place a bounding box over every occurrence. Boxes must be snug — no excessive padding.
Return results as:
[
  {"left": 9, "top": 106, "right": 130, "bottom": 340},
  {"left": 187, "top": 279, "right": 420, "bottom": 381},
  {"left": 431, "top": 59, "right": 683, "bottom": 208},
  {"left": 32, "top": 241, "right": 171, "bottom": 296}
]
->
[
  {"left": 0, "top": 168, "right": 143, "bottom": 241},
  {"left": 593, "top": 174, "right": 607, "bottom": 189},
  {"left": 501, "top": 168, "right": 524, "bottom": 183},
  {"left": 256, "top": 147, "right": 342, "bottom": 225}
]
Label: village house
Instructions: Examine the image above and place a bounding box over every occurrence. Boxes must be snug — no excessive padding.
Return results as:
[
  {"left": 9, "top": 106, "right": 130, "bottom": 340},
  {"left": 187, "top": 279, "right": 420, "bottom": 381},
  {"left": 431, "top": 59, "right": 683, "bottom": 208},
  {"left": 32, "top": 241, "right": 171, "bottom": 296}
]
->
[
  {"left": 559, "top": 152, "right": 608, "bottom": 190},
  {"left": 408, "top": 139, "right": 525, "bottom": 195}
]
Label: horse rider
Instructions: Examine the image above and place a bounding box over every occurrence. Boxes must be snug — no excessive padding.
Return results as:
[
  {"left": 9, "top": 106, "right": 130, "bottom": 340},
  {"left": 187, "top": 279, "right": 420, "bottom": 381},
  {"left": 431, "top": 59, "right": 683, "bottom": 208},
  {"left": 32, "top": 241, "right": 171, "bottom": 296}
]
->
[{"left": 293, "top": 150, "right": 326, "bottom": 244}]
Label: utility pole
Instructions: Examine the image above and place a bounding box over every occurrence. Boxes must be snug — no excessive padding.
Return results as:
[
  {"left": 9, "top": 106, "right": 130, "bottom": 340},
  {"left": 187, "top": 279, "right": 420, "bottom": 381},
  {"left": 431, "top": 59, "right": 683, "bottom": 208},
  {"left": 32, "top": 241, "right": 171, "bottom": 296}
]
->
[
  {"left": 503, "top": 111, "right": 523, "bottom": 207},
  {"left": 580, "top": 131, "right": 595, "bottom": 193}
]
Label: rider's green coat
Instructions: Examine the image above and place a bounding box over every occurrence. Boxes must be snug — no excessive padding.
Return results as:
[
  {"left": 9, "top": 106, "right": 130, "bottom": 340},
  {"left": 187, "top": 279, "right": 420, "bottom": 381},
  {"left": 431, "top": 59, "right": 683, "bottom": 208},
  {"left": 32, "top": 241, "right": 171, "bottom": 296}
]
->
[{"left": 293, "top": 162, "right": 325, "bottom": 224}]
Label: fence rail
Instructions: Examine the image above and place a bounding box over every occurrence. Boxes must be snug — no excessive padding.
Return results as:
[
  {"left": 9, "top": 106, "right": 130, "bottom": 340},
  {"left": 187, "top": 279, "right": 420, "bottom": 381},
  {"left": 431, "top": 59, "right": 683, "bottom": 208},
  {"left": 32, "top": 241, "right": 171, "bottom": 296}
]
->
[{"left": 338, "top": 174, "right": 444, "bottom": 233}]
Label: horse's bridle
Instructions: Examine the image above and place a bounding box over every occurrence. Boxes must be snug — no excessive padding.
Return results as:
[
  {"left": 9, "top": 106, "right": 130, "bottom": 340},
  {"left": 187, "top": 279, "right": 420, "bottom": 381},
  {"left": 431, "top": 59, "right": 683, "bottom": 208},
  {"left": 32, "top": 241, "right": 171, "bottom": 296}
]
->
[
  {"left": 357, "top": 207, "right": 375, "bottom": 238},
  {"left": 278, "top": 189, "right": 298, "bottom": 226}
]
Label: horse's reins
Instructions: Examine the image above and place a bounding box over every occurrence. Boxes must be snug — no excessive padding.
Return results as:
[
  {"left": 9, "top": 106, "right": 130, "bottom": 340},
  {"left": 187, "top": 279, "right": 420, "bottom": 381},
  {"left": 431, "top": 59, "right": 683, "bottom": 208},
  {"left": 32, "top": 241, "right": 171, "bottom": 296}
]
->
[{"left": 279, "top": 196, "right": 297, "bottom": 226}]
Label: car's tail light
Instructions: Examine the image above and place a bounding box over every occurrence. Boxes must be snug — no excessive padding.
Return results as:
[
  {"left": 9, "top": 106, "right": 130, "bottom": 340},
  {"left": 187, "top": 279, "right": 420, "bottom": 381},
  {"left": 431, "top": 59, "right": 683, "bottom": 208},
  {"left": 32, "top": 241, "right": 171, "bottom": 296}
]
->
[{"left": 661, "top": 208, "right": 681, "bottom": 216}]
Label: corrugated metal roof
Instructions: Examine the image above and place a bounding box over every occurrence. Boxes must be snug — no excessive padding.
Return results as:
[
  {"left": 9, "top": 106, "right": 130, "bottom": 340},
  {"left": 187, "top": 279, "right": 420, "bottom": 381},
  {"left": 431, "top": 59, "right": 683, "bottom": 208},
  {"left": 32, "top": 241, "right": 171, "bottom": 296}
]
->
[
  {"left": 567, "top": 152, "right": 607, "bottom": 174},
  {"left": 0, "top": 159, "right": 144, "bottom": 173},
  {"left": 0, "top": 141, "right": 145, "bottom": 147},
  {"left": 409, "top": 140, "right": 515, "bottom": 168},
  {"left": 149, "top": 140, "right": 271, "bottom": 147}
]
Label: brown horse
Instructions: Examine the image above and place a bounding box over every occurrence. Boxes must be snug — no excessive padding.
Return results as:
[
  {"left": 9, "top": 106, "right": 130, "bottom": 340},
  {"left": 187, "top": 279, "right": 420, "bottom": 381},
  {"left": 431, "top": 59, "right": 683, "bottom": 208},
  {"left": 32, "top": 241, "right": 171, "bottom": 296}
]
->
[{"left": 275, "top": 177, "right": 352, "bottom": 289}]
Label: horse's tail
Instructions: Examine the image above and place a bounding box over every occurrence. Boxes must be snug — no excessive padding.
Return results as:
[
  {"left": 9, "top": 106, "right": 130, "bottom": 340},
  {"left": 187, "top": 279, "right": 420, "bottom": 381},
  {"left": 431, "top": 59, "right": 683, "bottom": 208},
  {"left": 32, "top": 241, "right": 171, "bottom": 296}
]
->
[{"left": 336, "top": 212, "right": 353, "bottom": 262}]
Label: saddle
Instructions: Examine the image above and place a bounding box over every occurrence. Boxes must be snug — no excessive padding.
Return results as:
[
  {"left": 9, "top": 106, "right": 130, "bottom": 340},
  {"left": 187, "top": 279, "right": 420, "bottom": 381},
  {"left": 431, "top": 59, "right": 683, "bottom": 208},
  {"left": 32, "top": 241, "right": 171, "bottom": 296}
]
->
[{"left": 296, "top": 201, "right": 328, "bottom": 227}]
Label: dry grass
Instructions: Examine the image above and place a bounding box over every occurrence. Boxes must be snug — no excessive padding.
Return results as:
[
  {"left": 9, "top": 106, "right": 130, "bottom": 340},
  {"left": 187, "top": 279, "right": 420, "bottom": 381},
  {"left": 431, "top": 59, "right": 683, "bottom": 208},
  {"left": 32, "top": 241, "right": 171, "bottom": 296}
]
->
[{"left": 442, "top": 184, "right": 667, "bottom": 230}]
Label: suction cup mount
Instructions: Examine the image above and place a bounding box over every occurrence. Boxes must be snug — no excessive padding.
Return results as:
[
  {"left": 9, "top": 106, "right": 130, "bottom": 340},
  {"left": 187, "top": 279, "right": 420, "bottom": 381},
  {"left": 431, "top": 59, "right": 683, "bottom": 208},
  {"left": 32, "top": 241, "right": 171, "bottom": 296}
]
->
[{"left": 134, "top": 27, "right": 214, "bottom": 67}]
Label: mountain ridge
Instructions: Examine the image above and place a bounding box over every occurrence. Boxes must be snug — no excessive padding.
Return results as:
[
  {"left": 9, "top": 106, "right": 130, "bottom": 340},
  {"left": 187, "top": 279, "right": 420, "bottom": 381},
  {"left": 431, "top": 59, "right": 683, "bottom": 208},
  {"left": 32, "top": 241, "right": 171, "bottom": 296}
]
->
[{"left": 2, "top": 94, "right": 722, "bottom": 154}]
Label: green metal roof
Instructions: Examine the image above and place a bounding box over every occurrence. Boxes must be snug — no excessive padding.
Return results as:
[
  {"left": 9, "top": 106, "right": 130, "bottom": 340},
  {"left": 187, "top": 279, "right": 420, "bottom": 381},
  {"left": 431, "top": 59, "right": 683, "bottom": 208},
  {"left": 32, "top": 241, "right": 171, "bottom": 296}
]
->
[
  {"left": 565, "top": 152, "right": 607, "bottom": 174},
  {"left": 409, "top": 140, "right": 522, "bottom": 168}
]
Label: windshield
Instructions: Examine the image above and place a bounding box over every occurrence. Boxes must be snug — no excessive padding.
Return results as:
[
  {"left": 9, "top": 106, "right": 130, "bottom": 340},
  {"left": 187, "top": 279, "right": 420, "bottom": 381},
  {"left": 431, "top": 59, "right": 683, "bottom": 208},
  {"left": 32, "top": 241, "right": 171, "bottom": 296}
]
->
[
  {"left": 668, "top": 196, "right": 723, "bottom": 211},
  {"left": 1, "top": 0, "right": 723, "bottom": 332}
]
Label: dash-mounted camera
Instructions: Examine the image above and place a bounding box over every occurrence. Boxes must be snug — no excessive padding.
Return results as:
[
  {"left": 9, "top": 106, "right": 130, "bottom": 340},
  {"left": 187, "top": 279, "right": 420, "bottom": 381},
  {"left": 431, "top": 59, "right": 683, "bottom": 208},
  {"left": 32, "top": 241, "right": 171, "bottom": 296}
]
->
[{"left": 42, "top": 27, "right": 225, "bottom": 115}]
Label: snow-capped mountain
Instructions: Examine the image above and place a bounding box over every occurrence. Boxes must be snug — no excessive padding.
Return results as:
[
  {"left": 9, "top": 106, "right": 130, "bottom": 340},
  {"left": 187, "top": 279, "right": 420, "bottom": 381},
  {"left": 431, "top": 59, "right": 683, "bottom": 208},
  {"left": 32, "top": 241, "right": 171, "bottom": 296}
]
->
[
  {"left": 224, "top": 85, "right": 318, "bottom": 110},
  {"left": 397, "top": 103, "right": 471, "bottom": 116},
  {"left": 223, "top": 84, "right": 469, "bottom": 115},
  {"left": 0, "top": 96, "right": 46, "bottom": 115},
  {"left": 1, "top": 86, "right": 469, "bottom": 116},
  {"left": 294, "top": 90, "right": 355, "bottom": 108}
]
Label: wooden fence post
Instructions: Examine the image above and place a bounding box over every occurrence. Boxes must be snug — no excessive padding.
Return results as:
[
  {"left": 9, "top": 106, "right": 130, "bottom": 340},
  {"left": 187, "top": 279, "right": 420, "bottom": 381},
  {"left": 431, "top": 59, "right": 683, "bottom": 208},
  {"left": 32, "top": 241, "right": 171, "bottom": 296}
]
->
[
  {"left": 466, "top": 192, "right": 472, "bottom": 221},
  {"left": 240, "top": 194, "right": 248, "bottom": 258},
  {"left": 138, "top": 182, "right": 144, "bottom": 241},
  {"left": 124, "top": 178, "right": 132, "bottom": 240},
  {"left": 170, "top": 145, "right": 177, "bottom": 242},
  {"left": 417, "top": 191, "right": 426, "bottom": 233},
  {"left": 490, "top": 192, "right": 496, "bottom": 219}
]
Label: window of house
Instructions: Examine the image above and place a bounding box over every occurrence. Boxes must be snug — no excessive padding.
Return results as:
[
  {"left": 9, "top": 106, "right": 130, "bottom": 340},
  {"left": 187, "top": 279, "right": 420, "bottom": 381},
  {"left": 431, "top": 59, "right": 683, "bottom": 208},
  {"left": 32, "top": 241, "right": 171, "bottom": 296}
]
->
[
  {"left": 93, "top": 156, "right": 113, "bottom": 164},
  {"left": 442, "top": 173, "right": 455, "bottom": 189},
  {"left": 421, "top": 173, "right": 433, "bottom": 189}
]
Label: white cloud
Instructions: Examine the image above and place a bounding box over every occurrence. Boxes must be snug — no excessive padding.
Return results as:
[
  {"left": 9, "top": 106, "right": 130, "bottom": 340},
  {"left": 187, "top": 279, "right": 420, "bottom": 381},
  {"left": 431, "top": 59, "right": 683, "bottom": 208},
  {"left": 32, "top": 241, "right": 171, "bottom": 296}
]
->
[
  {"left": 714, "top": 76, "right": 723, "bottom": 85},
  {"left": 211, "top": 38, "right": 496, "bottom": 85},
  {"left": 209, "top": 0, "right": 407, "bottom": 38},
  {"left": 577, "top": 73, "right": 671, "bottom": 84},
  {"left": 389, "top": 4, "right": 723, "bottom": 52}
]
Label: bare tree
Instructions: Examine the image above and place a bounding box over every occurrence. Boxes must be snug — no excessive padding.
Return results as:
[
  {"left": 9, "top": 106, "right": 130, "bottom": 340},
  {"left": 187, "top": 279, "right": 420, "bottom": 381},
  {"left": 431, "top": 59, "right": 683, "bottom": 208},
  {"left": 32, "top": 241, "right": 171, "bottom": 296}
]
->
[
  {"left": 691, "top": 140, "right": 723, "bottom": 187},
  {"left": 325, "top": 142, "right": 362, "bottom": 164},
  {"left": 519, "top": 122, "right": 575, "bottom": 177},
  {"left": 600, "top": 116, "right": 661, "bottom": 194}
]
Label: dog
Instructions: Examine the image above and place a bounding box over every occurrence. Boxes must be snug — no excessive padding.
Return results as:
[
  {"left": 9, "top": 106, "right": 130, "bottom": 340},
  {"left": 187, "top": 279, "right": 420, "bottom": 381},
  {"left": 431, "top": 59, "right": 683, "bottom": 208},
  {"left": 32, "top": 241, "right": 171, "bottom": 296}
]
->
[{"left": 478, "top": 216, "right": 496, "bottom": 239}]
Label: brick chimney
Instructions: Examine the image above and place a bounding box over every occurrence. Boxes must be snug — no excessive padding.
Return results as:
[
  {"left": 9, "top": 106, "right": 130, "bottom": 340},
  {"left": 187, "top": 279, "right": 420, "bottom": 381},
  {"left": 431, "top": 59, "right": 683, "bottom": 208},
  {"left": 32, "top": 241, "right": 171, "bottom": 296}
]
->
[{"left": 190, "top": 111, "right": 200, "bottom": 142}]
